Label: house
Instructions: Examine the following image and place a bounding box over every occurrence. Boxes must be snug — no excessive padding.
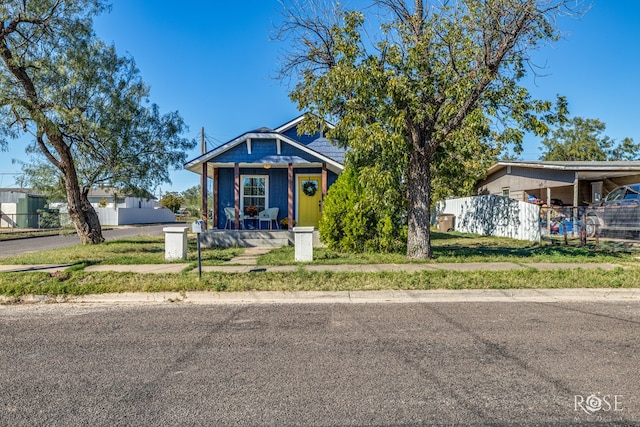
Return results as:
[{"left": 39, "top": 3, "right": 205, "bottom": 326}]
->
[
  {"left": 87, "top": 187, "right": 159, "bottom": 210},
  {"left": 477, "top": 161, "right": 640, "bottom": 205},
  {"left": 86, "top": 187, "right": 174, "bottom": 226},
  {"left": 476, "top": 161, "right": 640, "bottom": 230},
  {"left": 0, "top": 188, "right": 47, "bottom": 229},
  {"left": 184, "top": 115, "right": 346, "bottom": 230}
]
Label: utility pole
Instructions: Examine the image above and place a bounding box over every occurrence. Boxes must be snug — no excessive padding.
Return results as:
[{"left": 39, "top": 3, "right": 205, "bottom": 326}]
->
[
  {"left": 201, "top": 127, "right": 206, "bottom": 154},
  {"left": 200, "top": 127, "right": 208, "bottom": 229}
]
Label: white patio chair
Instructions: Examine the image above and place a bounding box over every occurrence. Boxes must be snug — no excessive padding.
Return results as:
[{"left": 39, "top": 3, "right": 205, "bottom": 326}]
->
[
  {"left": 224, "top": 207, "right": 244, "bottom": 229},
  {"left": 258, "top": 207, "right": 280, "bottom": 230}
]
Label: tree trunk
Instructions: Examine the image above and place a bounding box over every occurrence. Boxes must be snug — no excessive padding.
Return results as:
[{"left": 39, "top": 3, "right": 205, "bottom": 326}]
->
[
  {"left": 56, "top": 137, "right": 104, "bottom": 244},
  {"left": 65, "top": 183, "right": 104, "bottom": 245},
  {"left": 406, "top": 149, "right": 432, "bottom": 259}
]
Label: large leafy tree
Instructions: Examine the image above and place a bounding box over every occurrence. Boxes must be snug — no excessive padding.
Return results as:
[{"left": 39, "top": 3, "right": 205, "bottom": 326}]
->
[
  {"left": 0, "top": 0, "right": 194, "bottom": 243},
  {"left": 540, "top": 116, "right": 639, "bottom": 161},
  {"left": 159, "top": 192, "right": 184, "bottom": 214},
  {"left": 181, "top": 185, "right": 202, "bottom": 218},
  {"left": 14, "top": 161, "right": 67, "bottom": 202},
  {"left": 277, "top": 0, "right": 575, "bottom": 259}
]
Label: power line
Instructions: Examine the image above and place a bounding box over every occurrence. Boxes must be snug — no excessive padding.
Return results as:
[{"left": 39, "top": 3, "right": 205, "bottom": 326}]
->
[{"left": 203, "top": 133, "right": 226, "bottom": 151}]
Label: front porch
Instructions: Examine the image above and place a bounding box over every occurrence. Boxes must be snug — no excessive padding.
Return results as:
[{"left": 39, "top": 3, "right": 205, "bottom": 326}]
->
[{"left": 200, "top": 229, "right": 323, "bottom": 248}]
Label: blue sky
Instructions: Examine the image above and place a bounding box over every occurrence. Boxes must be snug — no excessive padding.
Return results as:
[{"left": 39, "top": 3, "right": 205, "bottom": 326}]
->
[{"left": 2, "top": 0, "right": 639, "bottom": 194}]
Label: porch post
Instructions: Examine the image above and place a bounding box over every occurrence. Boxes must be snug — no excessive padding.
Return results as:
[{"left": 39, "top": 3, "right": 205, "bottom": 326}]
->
[
  {"left": 288, "top": 163, "right": 294, "bottom": 228},
  {"left": 234, "top": 163, "right": 240, "bottom": 229},
  {"left": 573, "top": 172, "right": 579, "bottom": 236},
  {"left": 546, "top": 187, "right": 551, "bottom": 236},
  {"left": 200, "top": 163, "right": 208, "bottom": 229},
  {"left": 321, "top": 162, "right": 328, "bottom": 197},
  {"left": 213, "top": 167, "right": 219, "bottom": 228}
]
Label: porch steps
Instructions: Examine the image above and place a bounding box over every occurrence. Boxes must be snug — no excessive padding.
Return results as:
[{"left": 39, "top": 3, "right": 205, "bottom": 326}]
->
[
  {"left": 200, "top": 229, "right": 323, "bottom": 248},
  {"left": 201, "top": 230, "right": 293, "bottom": 248}
]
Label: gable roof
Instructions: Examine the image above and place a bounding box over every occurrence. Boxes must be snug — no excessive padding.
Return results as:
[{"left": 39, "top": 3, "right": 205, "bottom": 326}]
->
[
  {"left": 184, "top": 115, "right": 346, "bottom": 174},
  {"left": 307, "top": 136, "right": 346, "bottom": 164},
  {"left": 274, "top": 113, "right": 335, "bottom": 134}
]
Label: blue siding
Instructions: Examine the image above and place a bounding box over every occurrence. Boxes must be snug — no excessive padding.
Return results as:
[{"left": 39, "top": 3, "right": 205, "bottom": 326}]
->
[
  {"left": 214, "top": 137, "right": 326, "bottom": 164},
  {"left": 216, "top": 168, "right": 235, "bottom": 229},
  {"left": 279, "top": 144, "right": 321, "bottom": 163},
  {"left": 268, "top": 169, "right": 288, "bottom": 224},
  {"left": 214, "top": 166, "right": 337, "bottom": 229},
  {"left": 281, "top": 125, "right": 321, "bottom": 145},
  {"left": 328, "top": 170, "right": 338, "bottom": 187},
  {"left": 215, "top": 139, "right": 279, "bottom": 163}
]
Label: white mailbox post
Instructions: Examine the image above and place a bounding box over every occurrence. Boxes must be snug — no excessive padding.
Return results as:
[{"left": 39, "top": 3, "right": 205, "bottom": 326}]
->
[
  {"left": 163, "top": 226, "right": 188, "bottom": 261},
  {"left": 192, "top": 220, "right": 205, "bottom": 279},
  {"left": 293, "top": 226, "right": 314, "bottom": 262}
]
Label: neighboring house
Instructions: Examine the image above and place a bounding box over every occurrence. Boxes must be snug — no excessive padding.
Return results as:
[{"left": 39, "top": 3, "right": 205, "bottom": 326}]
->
[
  {"left": 184, "top": 114, "right": 346, "bottom": 229},
  {"left": 58, "top": 187, "right": 174, "bottom": 226},
  {"left": 0, "top": 188, "right": 47, "bottom": 228},
  {"left": 477, "top": 161, "right": 640, "bottom": 206},
  {"left": 477, "top": 161, "right": 640, "bottom": 231},
  {"left": 87, "top": 187, "right": 159, "bottom": 210}
]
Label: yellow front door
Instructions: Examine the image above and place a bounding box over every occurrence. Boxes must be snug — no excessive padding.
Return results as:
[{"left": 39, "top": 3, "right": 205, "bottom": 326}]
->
[{"left": 297, "top": 176, "right": 321, "bottom": 227}]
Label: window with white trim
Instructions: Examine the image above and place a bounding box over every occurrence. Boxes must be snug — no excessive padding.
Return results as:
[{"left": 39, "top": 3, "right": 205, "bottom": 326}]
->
[
  {"left": 502, "top": 187, "right": 510, "bottom": 198},
  {"left": 241, "top": 175, "right": 268, "bottom": 214}
]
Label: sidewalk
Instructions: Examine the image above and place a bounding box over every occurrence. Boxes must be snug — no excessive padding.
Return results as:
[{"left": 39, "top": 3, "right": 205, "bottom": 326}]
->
[
  {"left": 0, "top": 261, "right": 626, "bottom": 274},
  {"left": 1, "top": 248, "right": 637, "bottom": 305}
]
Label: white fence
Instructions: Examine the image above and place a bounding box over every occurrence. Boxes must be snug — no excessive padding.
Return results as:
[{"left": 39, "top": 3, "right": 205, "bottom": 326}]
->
[
  {"left": 0, "top": 203, "right": 17, "bottom": 228},
  {"left": 435, "top": 195, "right": 541, "bottom": 242},
  {"left": 96, "top": 207, "right": 175, "bottom": 226}
]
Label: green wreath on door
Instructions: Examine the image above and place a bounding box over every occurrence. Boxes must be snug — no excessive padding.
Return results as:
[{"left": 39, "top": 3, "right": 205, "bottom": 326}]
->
[{"left": 302, "top": 180, "right": 318, "bottom": 197}]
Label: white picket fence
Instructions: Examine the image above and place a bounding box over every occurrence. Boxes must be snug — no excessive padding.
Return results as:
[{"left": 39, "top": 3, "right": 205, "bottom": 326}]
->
[{"left": 435, "top": 195, "right": 541, "bottom": 242}]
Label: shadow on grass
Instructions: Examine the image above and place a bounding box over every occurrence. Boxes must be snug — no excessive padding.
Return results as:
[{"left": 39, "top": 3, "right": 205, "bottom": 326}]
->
[
  {"left": 430, "top": 231, "right": 477, "bottom": 240},
  {"left": 104, "top": 238, "right": 162, "bottom": 246},
  {"left": 432, "top": 243, "right": 630, "bottom": 260}
]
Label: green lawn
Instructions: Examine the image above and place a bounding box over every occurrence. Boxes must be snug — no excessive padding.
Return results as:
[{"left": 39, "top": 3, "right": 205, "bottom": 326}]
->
[
  {"left": 0, "top": 236, "right": 242, "bottom": 266},
  {"left": 0, "top": 228, "right": 76, "bottom": 241},
  {"left": 1, "top": 232, "right": 638, "bottom": 299},
  {"left": 1, "top": 268, "right": 638, "bottom": 300},
  {"left": 258, "top": 232, "right": 639, "bottom": 265}
]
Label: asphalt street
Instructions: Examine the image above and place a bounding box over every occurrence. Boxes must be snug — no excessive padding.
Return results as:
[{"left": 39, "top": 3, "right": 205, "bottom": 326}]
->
[
  {"left": 0, "top": 224, "right": 170, "bottom": 258},
  {"left": 0, "top": 301, "right": 638, "bottom": 426}
]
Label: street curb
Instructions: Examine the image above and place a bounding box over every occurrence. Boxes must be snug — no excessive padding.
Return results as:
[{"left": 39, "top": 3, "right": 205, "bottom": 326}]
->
[{"left": 4, "top": 288, "right": 640, "bottom": 306}]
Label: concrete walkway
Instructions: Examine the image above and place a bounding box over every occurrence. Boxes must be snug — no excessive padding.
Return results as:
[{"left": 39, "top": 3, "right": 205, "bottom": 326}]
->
[
  {"left": 224, "top": 247, "right": 274, "bottom": 265},
  {"left": 0, "top": 246, "right": 632, "bottom": 274},
  {"left": 0, "top": 261, "right": 627, "bottom": 274},
  {"left": 198, "top": 261, "right": 625, "bottom": 274}
]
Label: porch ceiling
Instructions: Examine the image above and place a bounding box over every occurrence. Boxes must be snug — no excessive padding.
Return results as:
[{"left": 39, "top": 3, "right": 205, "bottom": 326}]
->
[
  {"left": 488, "top": 161, "right": 640, "bottom": 178},
  {"left": 576, "top": 170, "right": 640, "bottom": 180},
  {"left": 189, "top": 159, "right": 341, "bottom": 176}
]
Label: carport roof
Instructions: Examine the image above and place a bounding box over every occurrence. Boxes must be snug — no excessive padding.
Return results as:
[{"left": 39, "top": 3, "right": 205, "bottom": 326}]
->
[{"left": 487, "top": 161, "right": 640, "bottom": 180}]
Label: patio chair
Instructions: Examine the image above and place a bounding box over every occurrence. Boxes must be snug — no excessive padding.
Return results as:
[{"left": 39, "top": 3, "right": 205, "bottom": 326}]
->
[
  {"left": 258, "top": 207, "right": 280, "bottom": 230},
  {"left": 224, "top": 207, "right": 245, "bottom": 229}
]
